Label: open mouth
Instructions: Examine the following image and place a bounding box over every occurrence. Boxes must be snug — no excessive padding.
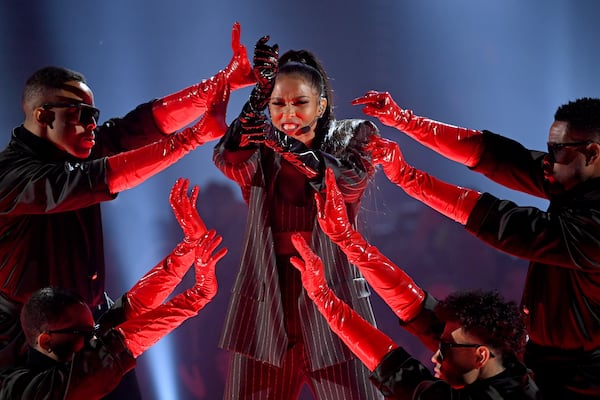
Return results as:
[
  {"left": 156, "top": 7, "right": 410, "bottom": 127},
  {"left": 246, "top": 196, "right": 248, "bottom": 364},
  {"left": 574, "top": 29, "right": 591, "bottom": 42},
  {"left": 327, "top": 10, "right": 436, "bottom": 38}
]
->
[{"left": 281, "top": 123, "right": 300, "bottom": 132}]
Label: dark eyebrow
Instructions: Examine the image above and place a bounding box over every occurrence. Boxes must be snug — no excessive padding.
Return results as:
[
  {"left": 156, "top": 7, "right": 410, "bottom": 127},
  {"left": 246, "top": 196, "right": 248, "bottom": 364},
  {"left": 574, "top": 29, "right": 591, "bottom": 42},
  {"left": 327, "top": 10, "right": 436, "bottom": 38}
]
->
[{"left": 271, "top": 96, "right": 311, "bottom": 101}]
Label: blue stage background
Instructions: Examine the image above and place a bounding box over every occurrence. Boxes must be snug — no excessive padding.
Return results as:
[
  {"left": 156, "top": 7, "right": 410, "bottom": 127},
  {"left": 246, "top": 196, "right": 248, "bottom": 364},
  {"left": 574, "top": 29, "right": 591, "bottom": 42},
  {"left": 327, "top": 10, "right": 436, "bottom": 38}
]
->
[{"left": 1, "top": 1, "right": 599, "bottom": 398}]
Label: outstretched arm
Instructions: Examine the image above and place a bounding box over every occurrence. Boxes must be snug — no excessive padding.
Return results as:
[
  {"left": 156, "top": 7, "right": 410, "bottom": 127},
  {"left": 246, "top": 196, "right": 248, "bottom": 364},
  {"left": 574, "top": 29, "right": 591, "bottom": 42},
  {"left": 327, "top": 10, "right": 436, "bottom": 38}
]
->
[
  {"left": 219, "top": 35, "right": 279, "bottom": 150},
  {"left": 117, "top": 229, "right": 227, "bottom": 358},
  {"left": 316, "top": 168, "right": 426, "bottom": 322},
  {"left": 212, "top": 36, "right": 278, "bottom": 201},
  {"left": 353, "top": 91, "right": 484, "bottom": 167},
  {"left": 367, "top": 136, "right": 481, "bottom": 225},
  {"left": 151, "top": 22, "right": 254, "bottom": 134},
  {"left": 123, "top": 178, "right": 208, "bottom": 320},
  {"left": 290, "top": 234, "right": 397, "bottom": 372},
  {"left": 107, "top": 76, "right": 230, "bottom": 194}
]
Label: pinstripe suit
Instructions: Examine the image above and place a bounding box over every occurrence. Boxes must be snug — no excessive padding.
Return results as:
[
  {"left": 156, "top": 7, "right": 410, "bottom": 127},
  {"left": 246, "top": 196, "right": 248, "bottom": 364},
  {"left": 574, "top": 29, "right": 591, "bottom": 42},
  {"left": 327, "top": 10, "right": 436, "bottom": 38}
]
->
[{"left": 213, "top": 118, "right": 383, "bottom": 399}]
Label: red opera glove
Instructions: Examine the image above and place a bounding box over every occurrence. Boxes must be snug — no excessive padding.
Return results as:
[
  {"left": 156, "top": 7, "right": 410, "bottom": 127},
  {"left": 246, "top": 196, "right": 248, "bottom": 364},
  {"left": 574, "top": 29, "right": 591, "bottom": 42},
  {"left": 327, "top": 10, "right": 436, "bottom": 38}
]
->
[
  {"left": 290, "top": 234, "right": 397, "bottom": 372},
  {"left": 152, "top": 22, "right": 254, "bottom": 133},
  {"left": 124, "top": 242, "right": 193, "bottom": 321},
  {"left": 352, "top": 91, "right": 484, "bottom": 167},
  {"left": 123, "top": 179, "right": 209, "bottom": 319},
  {"left": 117, "top": 230, "right": 227, "bottom": 358},
  {"left": 107, "top": 77, "right": 230, "bottom": 194},
  {"left": 224, "top": 22, "right": 256, "bottom": 91},
  {"left": 315, "top": 168, "right": 425, "bottom": 322},
  {"left": 367, "top": 136, "right": 481, "bottom": 225},
  {"left": 169, "top": 177, "right": 207, "bottom": 240},
  {"left": 191, "top": 229, "right": 225, "bottom": 303}
]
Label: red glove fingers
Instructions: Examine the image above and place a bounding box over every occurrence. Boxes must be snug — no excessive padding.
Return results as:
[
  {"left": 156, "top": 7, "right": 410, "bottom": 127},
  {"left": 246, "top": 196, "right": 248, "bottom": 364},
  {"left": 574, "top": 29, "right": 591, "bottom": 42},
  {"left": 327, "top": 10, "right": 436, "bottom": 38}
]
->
[
  {"left": 353, "top": 91, "right": 484, "bottom": 167},
  {"left": 193, "top": 229, "right": 227, "bottom": 302},
  {"left": 351, "top": 91, "right": 409, "bottom": 129},
  {"left": 118, "top": 230, "right": 227, "bottom": 358},
  {"left": 152, "top": 22, "right": 251, "bottom": 134},
  {"left": 366, "top": 135, "right": 410, "bottom": 184},
  {"left": 224, "top": 22, "right": 256, "bottom": 91},
  {"left": 366, "top": 136, "right": 481, "bottom": 225},
  {"left": 170, "top": 178, "right": 207, "bottom": 241},
  {"left": 290, "top": 234, "right": 397, "bottom": 372},
  {"left": 124, "top": 178, "right": 211, "bottom": 319}
]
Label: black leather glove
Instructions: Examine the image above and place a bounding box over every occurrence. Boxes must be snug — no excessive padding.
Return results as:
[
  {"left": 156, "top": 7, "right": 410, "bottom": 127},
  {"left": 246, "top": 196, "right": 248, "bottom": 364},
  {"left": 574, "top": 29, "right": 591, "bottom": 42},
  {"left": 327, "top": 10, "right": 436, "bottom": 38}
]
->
[
  {"left": 221, "top": 101, "right": 272, "bottom": 150},
  {"left": 265, "top": 129, "right": 323, "bottom": 179},
  {"left": 249, "top": 36, "right": 278, "bottom": 111},
  {"left": 239, "top": 103, "right": 271, "bottom": 147}
]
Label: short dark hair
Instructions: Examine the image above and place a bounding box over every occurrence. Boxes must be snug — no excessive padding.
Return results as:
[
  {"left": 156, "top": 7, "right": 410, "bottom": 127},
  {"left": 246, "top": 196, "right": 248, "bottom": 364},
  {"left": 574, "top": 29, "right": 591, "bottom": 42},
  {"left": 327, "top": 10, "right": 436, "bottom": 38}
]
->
[
  {"left": 22, "top": 66, "right": 86, "bottom": 107},
  {"left": 20, "top": 287, "right": 86, "bottom": 346},
  {"left": 436, "top": 290, "right": 527, "bottom": 363},
  {"left": 554, "top": 97, "right": 600, "bottom": 139}
]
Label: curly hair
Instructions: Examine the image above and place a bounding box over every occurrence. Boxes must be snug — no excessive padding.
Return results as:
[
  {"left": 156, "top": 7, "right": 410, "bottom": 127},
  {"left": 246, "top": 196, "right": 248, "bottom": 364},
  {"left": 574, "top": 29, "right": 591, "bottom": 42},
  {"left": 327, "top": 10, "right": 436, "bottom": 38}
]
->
[
  {"left": 436, "top": 289, "right": 527, "bottom": 364},
  {"left": 554, "top": 97, "right": 600, "bottom": 139}
]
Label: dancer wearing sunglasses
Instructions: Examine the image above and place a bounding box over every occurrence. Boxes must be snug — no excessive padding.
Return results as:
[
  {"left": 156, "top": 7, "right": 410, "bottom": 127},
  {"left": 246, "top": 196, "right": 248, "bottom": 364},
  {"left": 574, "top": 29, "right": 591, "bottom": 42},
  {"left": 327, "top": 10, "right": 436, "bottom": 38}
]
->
[
  {"left": 352, "top": 91, "right": 600, "bottom": 399},
  {"left": 0, "top": 178, "right": 227, "bottom": 400},
  {"left": 288, "top": 170, "right": 539, "bottom": 399},
  {"left": 0, "top": 22, "right": 252, "bottom": 398}
]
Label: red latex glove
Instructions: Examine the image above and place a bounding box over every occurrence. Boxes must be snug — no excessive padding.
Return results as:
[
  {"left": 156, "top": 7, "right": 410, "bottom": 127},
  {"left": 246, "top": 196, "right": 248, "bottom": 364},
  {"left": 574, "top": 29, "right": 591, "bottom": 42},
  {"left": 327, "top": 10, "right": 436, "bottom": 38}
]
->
[
  {"left": 124, "top": 178, "right": 208, "bottom": 319},
  {"left": 117, "top": 230, "right": 227, "bottom": 358},
  {"left": 169, "top": 177, "right": 207, "bottom": 241},
  {"left": 290, "top": 234, "right": 397, "bottom": 372},
  {"left": 315, "top": 168, "right": 425, "bottom": 322},
  {"left": 367, "top": 136, "right": 481, "bottom": 225},
  {"left": 152, "top": 22, "right": 254, "bottom": 133},
  {"left": 352, "top": 91, "right": 484, "bottom": 167},
  {"left": 224, "top": 22, "right": 256, "bottom": 91},
  {"left": 107, "top": 76, "right": 229, "bottom": 194}
]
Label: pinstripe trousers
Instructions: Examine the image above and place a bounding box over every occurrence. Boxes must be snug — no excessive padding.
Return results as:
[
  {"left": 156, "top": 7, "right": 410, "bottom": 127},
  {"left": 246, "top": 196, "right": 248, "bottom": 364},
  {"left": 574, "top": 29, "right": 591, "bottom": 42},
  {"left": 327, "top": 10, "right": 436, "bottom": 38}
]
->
[
  {"left": 224, "top": 347, "right": 381, "bottom": 399},
  {"left": 223, "top": 256, "right": 382, "bottom": 400}
]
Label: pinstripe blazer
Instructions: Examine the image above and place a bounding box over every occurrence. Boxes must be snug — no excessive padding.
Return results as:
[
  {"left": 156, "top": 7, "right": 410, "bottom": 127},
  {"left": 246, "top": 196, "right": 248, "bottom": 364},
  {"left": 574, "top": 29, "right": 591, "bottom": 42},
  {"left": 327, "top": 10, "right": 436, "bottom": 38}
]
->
[{"left": 213, "top": 118, "right": 380, "bottom": 371}]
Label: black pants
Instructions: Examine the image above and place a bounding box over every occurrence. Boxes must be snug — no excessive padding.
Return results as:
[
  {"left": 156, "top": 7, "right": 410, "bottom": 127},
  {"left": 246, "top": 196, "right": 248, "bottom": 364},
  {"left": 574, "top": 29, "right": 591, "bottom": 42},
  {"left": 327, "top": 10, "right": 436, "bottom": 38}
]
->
[{"left": 525, "top": 342, "right": 600, "bottom": 400}]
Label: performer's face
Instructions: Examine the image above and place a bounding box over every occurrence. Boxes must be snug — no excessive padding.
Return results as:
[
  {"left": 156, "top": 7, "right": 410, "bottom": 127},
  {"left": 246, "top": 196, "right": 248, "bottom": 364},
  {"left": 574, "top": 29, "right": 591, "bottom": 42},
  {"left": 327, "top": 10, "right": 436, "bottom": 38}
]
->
[
  {"left": 268, "top": 73, "right": 326, "bottom": 147},
  {"left": 544, "top": 121, "right": 597, "bottom": 195},
  {"left": 431, "top": 321, "right": 490, "bottom": 388},
  {"left": 41, "top": 302, "right": 95, "bottom": 362},
  {"left": 35, "top": 80, "right": 99, "bottom": 159}
]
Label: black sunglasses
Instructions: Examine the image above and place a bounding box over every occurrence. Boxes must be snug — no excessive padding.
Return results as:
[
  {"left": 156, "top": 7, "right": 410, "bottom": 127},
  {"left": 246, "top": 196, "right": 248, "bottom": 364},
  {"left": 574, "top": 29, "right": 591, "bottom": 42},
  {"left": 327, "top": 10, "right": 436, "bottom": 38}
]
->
[
  {"left": 438, "top": 340, "right": 495, "bottom": 361},
  {"left": 547, "top": 141, "right": 595, "bottom": 164},
  {"left": 42, "top": 102, "right": 100, "bottom": 126},
  {"left": 45, "top": 326, "right": 98, "bottom": 342}
]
